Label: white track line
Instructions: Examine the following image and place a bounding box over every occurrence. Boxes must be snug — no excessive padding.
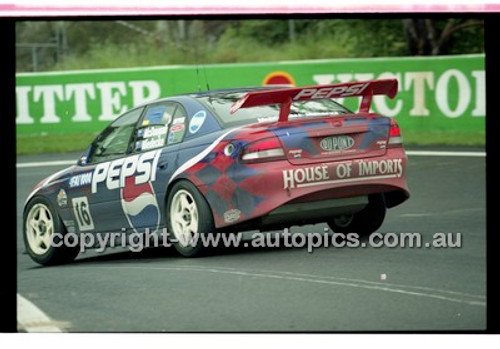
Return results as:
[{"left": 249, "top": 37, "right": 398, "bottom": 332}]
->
[
  {"left": 17, "top": 294, "right": 67, "bottom": 332},
  {"left": 405, "top": 150, "right": 485, "bottom": 157},
  {"left": 161, "top": 265, "right": 486, "bottom": 300},
  {"left": 15, "top": 150, "right": 485, "bottom": 169},
  {"left": 100, "top": 266, "right": 486, "bottom": 307},
  {"left": 17, "top": 160, "right": 75, "bottom": 168}
]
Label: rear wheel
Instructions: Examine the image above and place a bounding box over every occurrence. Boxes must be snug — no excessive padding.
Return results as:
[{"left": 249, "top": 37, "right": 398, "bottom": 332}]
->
[
  {"left": 23, "top": 197, "right": 80, "bottom": 265},
  {"left": 166, "top": 181, "right": 216, "bottom": 257},
  {"left": 327, "top": 194, "right": 386, "bottom": 236}
]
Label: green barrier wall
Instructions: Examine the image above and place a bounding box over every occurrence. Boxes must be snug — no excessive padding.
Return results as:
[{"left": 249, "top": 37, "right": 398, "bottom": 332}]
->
[{"left": 16, "top": 54, "right": 485, "bottom": 135}]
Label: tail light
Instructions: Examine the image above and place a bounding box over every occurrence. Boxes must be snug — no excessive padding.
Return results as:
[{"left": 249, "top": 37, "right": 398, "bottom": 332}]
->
[
  {"left": 241, "top": 137, "right": 286, "bottom": 163},
  {"left": 388, "top": 119, "right": 403, "bottom": 146}
]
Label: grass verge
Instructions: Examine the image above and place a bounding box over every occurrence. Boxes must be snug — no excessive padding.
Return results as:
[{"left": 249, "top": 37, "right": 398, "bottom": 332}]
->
[
  {"left": 16, "top": 130, "right": 485, "bottom": 156},
  {"left": 16, "top": 133, "right": 98, "bottom": 155}
]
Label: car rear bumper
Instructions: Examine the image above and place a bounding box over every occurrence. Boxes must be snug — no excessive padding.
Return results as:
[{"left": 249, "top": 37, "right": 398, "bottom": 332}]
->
[{"left": 195, "top": 147, "right": 409, "bottom": 228}]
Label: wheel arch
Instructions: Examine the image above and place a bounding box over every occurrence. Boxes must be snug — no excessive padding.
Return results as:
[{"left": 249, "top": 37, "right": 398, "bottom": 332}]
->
[
  {"left": 164, "top": 177, "right": 217, "bottom": 225},
  {"left": 24, "top": 194, "right": 69, "bottom": 234}
]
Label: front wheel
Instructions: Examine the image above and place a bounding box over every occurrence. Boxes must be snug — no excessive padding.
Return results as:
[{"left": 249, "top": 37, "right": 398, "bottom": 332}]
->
[
  {"left": 166, "top": 180, "right": 216, "bottom": 257},
  {"left": 327, "top": 194, "right": 386, "bottom": 236},
  {"left": 23, "top": 197, "right": 80, "bottom": 265}
]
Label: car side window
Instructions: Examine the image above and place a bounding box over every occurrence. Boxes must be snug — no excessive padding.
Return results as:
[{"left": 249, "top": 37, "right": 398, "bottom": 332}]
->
[
  {"left": 88, "top": 107, "right": 144, "bottom": 164},
  {"left": 133, "top": 102, "right": 188, "bottom": 153},
  {"left": 166, "top": 104, "right": 188, "bottom": 145}
]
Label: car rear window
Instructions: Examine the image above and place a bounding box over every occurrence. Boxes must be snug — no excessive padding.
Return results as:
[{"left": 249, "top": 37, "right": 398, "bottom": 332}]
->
[{"left": 196, "top": 92, "right": 352, "bottom": 128}]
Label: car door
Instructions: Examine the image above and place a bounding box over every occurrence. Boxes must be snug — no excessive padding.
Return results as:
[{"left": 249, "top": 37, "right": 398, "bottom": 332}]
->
[
  {"left": 67, "top": 106, "right": 145, "bottom": 234},
  {"left": 121, "top": 101, "right": 188, "bottom": 234}
]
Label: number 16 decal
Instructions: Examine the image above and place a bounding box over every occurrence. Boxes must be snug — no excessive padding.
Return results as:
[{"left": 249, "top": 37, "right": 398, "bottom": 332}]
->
[{"left": 72, "top": 196, "right": 95, "bottom": 231}]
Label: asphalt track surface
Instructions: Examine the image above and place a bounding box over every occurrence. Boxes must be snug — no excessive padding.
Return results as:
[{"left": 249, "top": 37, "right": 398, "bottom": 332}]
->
[{"left": 16, "top": 150, "right": 486, "bottom": 332}]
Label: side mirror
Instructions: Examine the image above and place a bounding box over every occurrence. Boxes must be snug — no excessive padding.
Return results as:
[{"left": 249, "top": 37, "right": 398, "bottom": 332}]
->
[
  {"left": 77, "top": 155, "right": 88, "bottom": 166},
  {"left": 76, "top": 145, "right": 92, "bottom": 166}
]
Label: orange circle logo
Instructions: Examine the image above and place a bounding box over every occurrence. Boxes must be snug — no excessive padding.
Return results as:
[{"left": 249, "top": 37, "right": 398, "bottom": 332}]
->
[{"left": 262, "top": 71, "right": 296, "bottom": 86}]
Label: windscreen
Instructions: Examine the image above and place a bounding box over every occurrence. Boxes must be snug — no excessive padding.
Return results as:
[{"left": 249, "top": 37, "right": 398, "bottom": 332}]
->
[{"left": 196, "top": 92, "right": 352, "bottom": 128}]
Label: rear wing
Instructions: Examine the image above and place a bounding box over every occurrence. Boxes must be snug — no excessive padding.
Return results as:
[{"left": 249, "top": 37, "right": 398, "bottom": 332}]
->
[{"left": 230, "top": 79, "right": 398, "bottom": 122}]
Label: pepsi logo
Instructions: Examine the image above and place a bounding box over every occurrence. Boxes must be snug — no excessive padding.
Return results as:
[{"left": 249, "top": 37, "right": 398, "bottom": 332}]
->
[{"left": 120, "top": 176, "right": 160, "bottom": 233}]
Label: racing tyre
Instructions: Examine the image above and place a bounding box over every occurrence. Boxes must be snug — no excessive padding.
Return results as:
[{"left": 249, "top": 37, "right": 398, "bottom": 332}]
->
[
  {"left": 327, "top": 194, "right": 386, "bottom": 236},
  {"left": 23, "top": 196, "right": 80, "bottom": 265},
  {"left": 166, "top": 180, "right": 216, "bottom": 257}
]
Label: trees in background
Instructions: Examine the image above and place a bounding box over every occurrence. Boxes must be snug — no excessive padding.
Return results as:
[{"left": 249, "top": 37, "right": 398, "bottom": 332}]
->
[
  {"left": 402, "top": 19, "right": 484, "bottom": 55},
  {"left": 15, "top": 18, "right": 484, "bottom": 72}
]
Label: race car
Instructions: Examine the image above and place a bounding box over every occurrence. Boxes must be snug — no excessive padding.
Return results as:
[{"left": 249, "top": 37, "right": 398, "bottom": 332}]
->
[{"left": 23, "top": 79, "right": 410, "bottom": 265}]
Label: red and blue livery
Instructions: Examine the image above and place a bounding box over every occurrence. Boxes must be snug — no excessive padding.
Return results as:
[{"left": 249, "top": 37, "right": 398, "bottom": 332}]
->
[{"left": 23, "top": 79, "right": 410, "bottom": 264}]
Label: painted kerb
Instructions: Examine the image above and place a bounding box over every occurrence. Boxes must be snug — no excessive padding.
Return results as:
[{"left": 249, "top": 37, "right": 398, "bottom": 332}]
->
[{"left": 16, "top": 54, "right": 485, "bottom": 135}]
